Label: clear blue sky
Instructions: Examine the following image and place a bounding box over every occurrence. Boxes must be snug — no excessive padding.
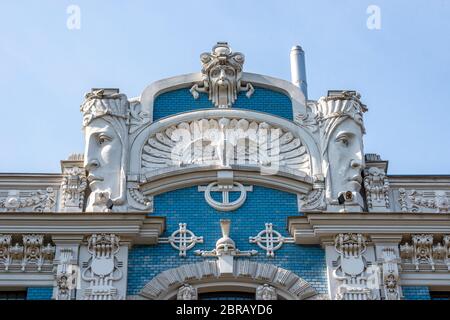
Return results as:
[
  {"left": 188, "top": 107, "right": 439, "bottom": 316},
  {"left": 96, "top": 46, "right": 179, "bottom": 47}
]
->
[{"left": 1, "top": 0, "right": 449, "bottom": 174}]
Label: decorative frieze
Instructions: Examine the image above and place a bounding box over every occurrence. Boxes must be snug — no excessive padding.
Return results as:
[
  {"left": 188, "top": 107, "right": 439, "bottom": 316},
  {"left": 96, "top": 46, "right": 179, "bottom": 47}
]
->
[
  {"left": 190, "top": 42, "right": 254, "bottom": 108},
  {"left": 364, "top": 166, "right": 390, "bottom": 211},
  {"left": 249, "top": 223, "right": 294, "bottom": 257},
  {"left": 158, "top": 223, "right": 204, "bottom": 257},
  {"left": 0, "top": 188, "right": 56, "bottom": 213},
  {"left": 398, "top": 189, "right": 449, "bottom": 213},
  {"left": 81, "top": 234, "right": 124, "bottom": 300},
  {"left": 400, "top": 234, "right": 450, "bottom": 271},
  {"left": 0, "top": 234, "right": 55, "bottom": 272}
]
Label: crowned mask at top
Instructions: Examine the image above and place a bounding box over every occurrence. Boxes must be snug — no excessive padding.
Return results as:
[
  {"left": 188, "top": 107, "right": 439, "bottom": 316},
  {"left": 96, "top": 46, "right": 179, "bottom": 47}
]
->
[
  {"left": 190, "top": 42, "right": 254, "bottom": 108},
  {"left": 80, "top": 89, "right": 129, "bottom": 212}
]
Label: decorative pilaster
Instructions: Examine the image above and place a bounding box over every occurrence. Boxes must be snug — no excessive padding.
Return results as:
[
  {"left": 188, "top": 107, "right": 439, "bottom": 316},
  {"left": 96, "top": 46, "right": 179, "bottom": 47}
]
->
[
  {"left": 379, "top": 248, "right": 401, "bottom": 300},
  {"left": 364, "top": 166, "right": 390, "bottom": 212},
  {"left": 59, "top": 154, "right": 87, "bottom": 212},
  {"left": 52, "top": 236, "right": 83, "bottom": 300}
]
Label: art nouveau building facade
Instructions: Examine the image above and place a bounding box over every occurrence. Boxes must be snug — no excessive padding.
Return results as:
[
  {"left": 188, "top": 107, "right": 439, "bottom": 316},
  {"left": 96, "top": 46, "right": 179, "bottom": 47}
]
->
[{"left": 1, "top": 43, "right": 449, "bottom": 300}]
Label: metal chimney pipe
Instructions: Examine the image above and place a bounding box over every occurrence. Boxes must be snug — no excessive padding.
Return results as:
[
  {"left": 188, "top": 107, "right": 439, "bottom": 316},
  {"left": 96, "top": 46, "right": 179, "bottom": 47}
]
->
[{"left": 290, "top": 45, "right": 308, "bottom": 100}]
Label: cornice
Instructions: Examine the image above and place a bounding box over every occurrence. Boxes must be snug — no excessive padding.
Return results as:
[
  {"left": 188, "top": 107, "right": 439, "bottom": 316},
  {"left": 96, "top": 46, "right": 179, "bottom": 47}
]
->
[
  {"left": 288, "top": 212, "right": 450, "bottom": 244},
  {"left": 0, "top": 212, "right": 165, "bottom": 245}
]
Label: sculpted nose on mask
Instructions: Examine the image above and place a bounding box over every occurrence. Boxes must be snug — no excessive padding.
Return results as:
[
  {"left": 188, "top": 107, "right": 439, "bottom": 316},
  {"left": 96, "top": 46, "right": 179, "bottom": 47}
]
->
[
  {"left": 350, "top": 159, "right": 363, "bottom": 170},
  {"left": 85, "top": 159, "right": 100, "bottom": 172},
  {"left": 218, "top": 69, "right": 227, "bottom": 83}
]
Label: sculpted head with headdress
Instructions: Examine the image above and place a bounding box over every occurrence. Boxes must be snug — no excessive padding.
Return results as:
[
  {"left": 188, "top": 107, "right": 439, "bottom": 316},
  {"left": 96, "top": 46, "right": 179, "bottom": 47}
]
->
[
  {"left": 316, "top": 91, "right": 368, "bottom": 203},
  {"left": 80, "top": 89, "right": 129, "bottom": 212}
]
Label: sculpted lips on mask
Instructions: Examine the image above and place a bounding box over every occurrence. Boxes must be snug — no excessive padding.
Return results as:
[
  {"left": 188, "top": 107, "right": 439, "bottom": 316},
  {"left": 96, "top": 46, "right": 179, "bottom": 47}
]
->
[{"left": 87, "top": 174, "right": 104, "bottom": 185}]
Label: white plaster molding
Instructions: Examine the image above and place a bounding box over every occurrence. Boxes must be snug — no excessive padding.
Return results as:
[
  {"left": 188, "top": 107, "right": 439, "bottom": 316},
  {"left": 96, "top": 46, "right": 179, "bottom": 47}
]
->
[
  {"left": 288, "top": 213, "right": 450, "bottom": 244},
  {"left": 0, "top": 213, "right": 165, "bottom": 245},
  {"left": 0, "top": 188, "right": 57, "bottom": 213},
  {"left": 0, "top": 273, "right": 54, "bottom": 287},
  {"left": 139, "top": 260, "right": 317, "bottom": 300},
  {"left": 197, "top": 171, "right": 252, "bottom": 211},
  {"left": 140, "top": 165, "right": 312, "bottom": 199}
]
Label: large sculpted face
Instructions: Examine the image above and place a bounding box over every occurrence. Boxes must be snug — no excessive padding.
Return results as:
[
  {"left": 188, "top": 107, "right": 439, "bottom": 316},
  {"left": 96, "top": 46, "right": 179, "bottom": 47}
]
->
[
  {"left": 84, "top": 117, "right": 122, "bottom": 208},
  {"left": 327, "top": 118, "right": 365, "bottom": 200}
]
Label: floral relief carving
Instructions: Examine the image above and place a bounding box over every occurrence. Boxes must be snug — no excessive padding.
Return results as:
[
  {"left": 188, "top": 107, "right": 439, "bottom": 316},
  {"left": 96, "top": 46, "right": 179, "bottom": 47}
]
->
[
  {"left": 398, "top": 189, "right": 449, "bottom": 213},
  {"left": 0, "top": 234, "right": 55, "bottom": 272},
  {"left": 0, "top": 188, "right": 56, "bottom": 213}
]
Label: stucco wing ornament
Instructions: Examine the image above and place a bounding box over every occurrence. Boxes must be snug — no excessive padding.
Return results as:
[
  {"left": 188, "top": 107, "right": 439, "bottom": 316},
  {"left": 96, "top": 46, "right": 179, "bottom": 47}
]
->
[{"left": 190, "top": 42, "right": 254, "bottom": 108}]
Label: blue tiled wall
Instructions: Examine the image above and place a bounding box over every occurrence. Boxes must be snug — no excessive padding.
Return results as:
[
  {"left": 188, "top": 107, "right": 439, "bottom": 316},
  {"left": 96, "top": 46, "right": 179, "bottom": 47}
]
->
[
  {"left": 127, "top": 186, "right": 328, "bottom": 296},
  {"left": 402, "top": 286, "right": 431, "bottom": 300},
  {"left": 26, "top": 287, "right": 53, "bottom": 300},
  {"left": 153, "top": 88, "right": 293, "bottom": 121}
]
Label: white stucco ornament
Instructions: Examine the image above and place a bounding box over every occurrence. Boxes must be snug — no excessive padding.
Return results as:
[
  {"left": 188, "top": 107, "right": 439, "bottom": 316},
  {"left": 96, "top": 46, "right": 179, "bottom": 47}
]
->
[
  {"left": 316, "top": 91, "right": 368, "bottom": 211},
  {"left": 81, "top": 89, "right": 130, "bottom": 212},
  {"left": 190, "top": 42, "right": 254, "bottom": 108},
  {"left": 158, "top": 223, "right": 204, "bottom": 257},
  {"left": 195, "top": 219, "right": 257, "bottom": 275}
]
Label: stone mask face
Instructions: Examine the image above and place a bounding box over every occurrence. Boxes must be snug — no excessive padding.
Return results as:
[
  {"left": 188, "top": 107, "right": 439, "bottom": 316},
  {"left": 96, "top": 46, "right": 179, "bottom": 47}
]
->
[
  {"left": 210, "top": 65, "right": 236, "bottom": 87},
  {"left": 327, "top": 118, "right": 365, "bottom": 200},
  {"left": 84, "top": 117, "right": 123, "bottom": 211},
  {"left": 208, "top": 65, "right": 238, "bottom": 108}
]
